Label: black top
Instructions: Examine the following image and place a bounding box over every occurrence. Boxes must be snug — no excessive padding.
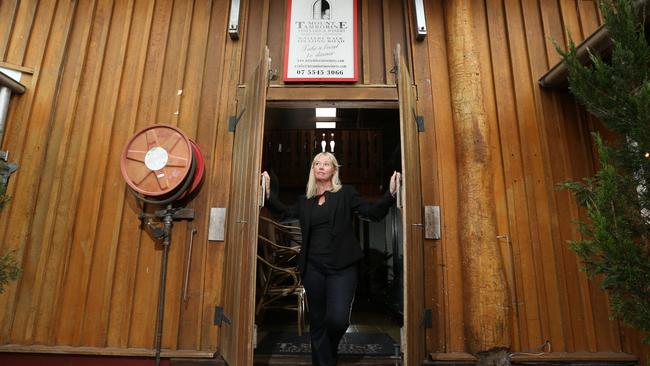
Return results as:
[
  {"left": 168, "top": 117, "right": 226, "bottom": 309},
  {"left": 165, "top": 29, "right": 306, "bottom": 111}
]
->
[
  {"left": 308, "top": 194, "right": 333, "bottom": 256},
  {"left": 265, "top": 185, "right": 396, "bottom": 275}
]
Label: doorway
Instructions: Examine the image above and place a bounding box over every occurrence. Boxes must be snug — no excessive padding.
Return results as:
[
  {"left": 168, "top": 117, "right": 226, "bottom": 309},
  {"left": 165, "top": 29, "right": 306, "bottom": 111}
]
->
[
  {"left": 254, "top": 107, "right": 404, "bottom": 361},
  {"left": 219, "top": 46, "right": 424, "bottom": 366}
]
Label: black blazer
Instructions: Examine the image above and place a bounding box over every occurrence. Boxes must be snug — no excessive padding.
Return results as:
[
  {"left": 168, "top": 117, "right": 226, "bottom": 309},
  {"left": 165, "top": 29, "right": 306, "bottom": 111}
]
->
[{"left": 265, "top": 185, "right": 396, "bottom": 275}]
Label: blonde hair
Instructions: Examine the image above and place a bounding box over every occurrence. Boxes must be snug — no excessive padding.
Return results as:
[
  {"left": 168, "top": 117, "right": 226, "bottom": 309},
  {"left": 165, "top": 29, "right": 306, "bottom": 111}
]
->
[{"left": 306, "top": 152, "right": 342, "bottom": 199}]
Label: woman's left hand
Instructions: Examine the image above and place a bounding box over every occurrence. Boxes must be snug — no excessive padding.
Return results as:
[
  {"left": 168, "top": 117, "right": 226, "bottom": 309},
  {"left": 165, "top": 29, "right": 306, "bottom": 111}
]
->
[{"left": 389, "top": 171, "right": 401, "bottom": 197}]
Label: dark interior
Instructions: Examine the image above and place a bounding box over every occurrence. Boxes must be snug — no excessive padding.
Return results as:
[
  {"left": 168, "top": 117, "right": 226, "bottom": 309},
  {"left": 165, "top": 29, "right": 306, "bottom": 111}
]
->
[{"left": 256, "top": 107, "right": 404, "bottom": 356}]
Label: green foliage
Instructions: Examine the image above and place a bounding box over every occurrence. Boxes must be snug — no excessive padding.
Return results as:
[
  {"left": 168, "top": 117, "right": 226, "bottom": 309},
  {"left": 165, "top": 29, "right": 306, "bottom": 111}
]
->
[
  {"left": 0, "top": 160, "right": 19, "bottom": 293},
  {"left": 557, "top": 0, "right": 650, "bottom": 343},
  {"left": 0, "top": 250, "right": 19, "bottom": 294},
  {"left": 0, "top": 181, "right": 10, "bottom": 211}
]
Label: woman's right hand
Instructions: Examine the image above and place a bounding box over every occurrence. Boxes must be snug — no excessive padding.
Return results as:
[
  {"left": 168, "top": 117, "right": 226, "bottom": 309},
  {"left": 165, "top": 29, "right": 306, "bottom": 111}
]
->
[{"left": 261, "top": 171, "right": 271, "bottom": 199}]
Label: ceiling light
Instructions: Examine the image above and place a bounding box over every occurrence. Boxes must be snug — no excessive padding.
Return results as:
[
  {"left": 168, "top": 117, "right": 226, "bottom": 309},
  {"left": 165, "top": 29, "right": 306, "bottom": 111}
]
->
[
  {"left": 316, "top": 122, "right": 336, "bottom": 129},
  {"left": 315, "top": 108, "right": 336, "bottom": 118}
]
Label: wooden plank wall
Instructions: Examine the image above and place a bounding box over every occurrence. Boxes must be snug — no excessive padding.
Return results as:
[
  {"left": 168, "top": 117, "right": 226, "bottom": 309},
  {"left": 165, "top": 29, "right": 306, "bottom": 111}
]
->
[
  {"left": 1, "top": 0, "right": 649, "bottom": 362},
  {"left": 415, "top": 0, "right": 650, "bottom": 361},
  {"left": 0, "top": 0, "right": 238, "bottom": 355}
]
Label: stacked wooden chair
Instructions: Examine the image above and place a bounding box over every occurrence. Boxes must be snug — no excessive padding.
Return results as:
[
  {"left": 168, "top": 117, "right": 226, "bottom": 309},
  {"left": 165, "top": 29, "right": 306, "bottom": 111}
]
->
[{"left": 256, "top": 216, "right": 307, "bottom": 335}]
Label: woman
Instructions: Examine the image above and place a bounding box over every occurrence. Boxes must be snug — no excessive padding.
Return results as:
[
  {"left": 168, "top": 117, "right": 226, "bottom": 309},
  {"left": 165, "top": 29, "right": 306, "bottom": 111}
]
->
[{"left": 262, "top": 152, "right": 400, "bottom": 366}]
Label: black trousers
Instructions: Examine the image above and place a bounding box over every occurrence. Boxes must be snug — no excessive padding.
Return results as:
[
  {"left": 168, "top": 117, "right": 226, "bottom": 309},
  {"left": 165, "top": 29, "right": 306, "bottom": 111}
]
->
[{"left": 303, "top": 256, "right": 359, "bottom": 366}]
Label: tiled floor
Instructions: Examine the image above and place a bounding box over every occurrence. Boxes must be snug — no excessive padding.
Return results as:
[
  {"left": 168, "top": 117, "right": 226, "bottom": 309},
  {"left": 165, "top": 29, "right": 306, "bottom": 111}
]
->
[
  {"left": 348, "top": 308, "right": 401, "bottom": 342},
  {"left": 255, "top": 303, "right": 402, "bottom": 353}
]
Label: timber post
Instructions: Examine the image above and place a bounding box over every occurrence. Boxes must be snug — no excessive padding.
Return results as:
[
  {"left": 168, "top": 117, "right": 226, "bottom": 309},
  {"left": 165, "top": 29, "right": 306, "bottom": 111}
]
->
[{"left": 444, "top": 0, "right": 512, "bottom": 359}]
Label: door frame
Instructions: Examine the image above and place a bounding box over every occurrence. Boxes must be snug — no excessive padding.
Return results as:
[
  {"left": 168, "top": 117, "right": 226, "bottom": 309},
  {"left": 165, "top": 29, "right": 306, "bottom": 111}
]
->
[
  {"left": 219, "top": 47, "right": 426, "bottom": 366},
  {"left": 221, "top": 66, "right": 426, "bottom": 365}
]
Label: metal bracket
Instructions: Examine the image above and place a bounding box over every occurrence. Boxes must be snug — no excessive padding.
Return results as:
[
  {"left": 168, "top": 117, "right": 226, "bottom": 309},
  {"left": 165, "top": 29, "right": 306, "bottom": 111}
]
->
[
  {"left": 153, "top": 207, "right": 195, "bottom": 220},
  {"left": 269, "top": 68, "right": 278, "bottom": 81},
  {"left": 412, "top": 109, "right": 424, "bottom": 132},
  {"left": 139, "top": 207, "right": 195, "bottom": 239},
  {"left": 422, "top": 308, "right": 433, "bottom": 328},
  {"left": 424, "top": 205, "right": 441, "bottom": 239},
  {"left": 228, "top": 107, "right": 246, "bottom": 132},
  {"left": 214, "top": 306, "right": 232, "bottom": 327},
  {"left": 413, "top": 0, "right": 427, "bottom": 41},
  {"left": 228, "top": 0, "right": 241, "bottom": 40}
]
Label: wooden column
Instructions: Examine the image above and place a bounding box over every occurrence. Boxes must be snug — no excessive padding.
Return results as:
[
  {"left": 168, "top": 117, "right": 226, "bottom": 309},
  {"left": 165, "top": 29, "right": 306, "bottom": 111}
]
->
[{"left": 444, "top": 0, "right": 511, "bottom": 354}]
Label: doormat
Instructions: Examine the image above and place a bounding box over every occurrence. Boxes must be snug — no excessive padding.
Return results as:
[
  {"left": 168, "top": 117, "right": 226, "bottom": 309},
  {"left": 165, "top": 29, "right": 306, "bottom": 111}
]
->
[{"left": 256, "top": 331, "right": 398, "bottom": 356}]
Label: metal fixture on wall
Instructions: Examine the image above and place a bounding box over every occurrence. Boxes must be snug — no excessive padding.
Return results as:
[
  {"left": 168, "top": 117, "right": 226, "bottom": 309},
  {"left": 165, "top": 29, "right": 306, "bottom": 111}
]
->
[
  {"left": 0, "top": 69, "right": 26, "bottom": 161},
  {"left": 413, "top": 0, "right": 427, "bottom": 41},
  {"left": 228, "top": 0, "right": 241, "bottom": 40},
  {"left": 120, "top": 125, "right": 205, "bottom": 366}
]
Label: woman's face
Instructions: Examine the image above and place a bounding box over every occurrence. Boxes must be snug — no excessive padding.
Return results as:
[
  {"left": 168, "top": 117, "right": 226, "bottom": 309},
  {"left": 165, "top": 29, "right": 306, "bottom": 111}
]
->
[{"left": 312, "top": 155, "right": 336, "bottom": 183}]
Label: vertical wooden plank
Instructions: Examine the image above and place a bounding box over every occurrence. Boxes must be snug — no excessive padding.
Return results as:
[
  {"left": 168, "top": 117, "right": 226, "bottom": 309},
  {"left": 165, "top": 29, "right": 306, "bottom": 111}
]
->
[
  {"left": 153, "top": 0, "right": 197, "bottom": 351},
  {"left": 362, "top": 0, "right": 370, "bottom": 84},
  {"left": 539, "top": 0, "right": 582, "bottom": 354},
  {"left": 540, "top": 0, "right": 568, "bottom": 67},
  {"left": 446, "top": 0, "right": 511, "bottom": 353},
  {"left": 174, "top": 0, "right": 218, "bottom": 350},
  {"left": 381, "top": 0, "right": 392, "bottom": 83},
  {"left": 396, "top": 44, "right": 426, "bottom": 366},
  {"left": 104, "top": 0, "right": 156, "bottom": 349},
  {"left": 0, "top": 0, "right": 58, "bottom": 249},
  {"left": 240, "top": 0, "right": 269, "bottom": 84},
  {"left": 0, "top": 0, "right": 20, "bottom": 61},
  {"left": 559, "top": 0, "right": 586, "bottom": 44},
  {"left": 0, "top": 0, "right": 71, "bottom": 343},
  {"left": 367, "top": 0, "right": 386, "bottom": 84},
  {"left": 556, "top": 93, "right": 597, "bottom": 352},
  {"left": 126, "top": 0, "right": 175, "bottom": 349},
  {"left": 219, "top": 47, "right": 269, "bottom": 365},
  {"left": 425, "top": 0, "right": 464, "bottom": 353},
  {"left": 3, "top": 0, "right": 39, "bottom": 65},
  {"left": 476, "top": 0, "right": 522, "bottom": 352},
  {"left": 267, "top": 0, "right": 286, "bottom": 86},
  {"left": 386, "top": 0, "right": 408, "bottom": 80},
  {"left": 555, "top": 66, "right": 602, "bottom": 355},
  {"left": 577, "top": 0, "right": 600, "bottom": 38},
  {"left": 0, "top": 3, "right": 48, "bottom": 248},
  {"left": 483, "top": 0, "right": 534, "bottom": 351},
  {"left": 521, "top": 0, "right": 575, "bottom": 353},
  {"left": 9, "top": 0, "right": 79, "bottom": 345},
  {"left": 51, "top": 0, "right": 117, "bottom": 346},
  {"left": 78, "top": 0, "right": 137, "bottom": 347},
  {"left": 201, "top": 0, "right": 244, "bottom": 349},
  {"left": 29, "top": 0, "right": 100, "bottom": 346},
  {"left": 501, "top": 0, "right": 552, "bottom": 351},
  {"left": 407, "top": 0, "right": 442, "bottom": 353}
]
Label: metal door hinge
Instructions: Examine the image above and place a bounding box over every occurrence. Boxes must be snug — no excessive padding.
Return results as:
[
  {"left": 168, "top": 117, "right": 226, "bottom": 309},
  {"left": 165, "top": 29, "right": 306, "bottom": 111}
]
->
[
  {"left": 411, "top": 109, "right": 424, "bottom": 132},
  {"left": 416, "top": 115, "right": 424, "bottom": 132},
  {"left": 214, "top": 306, "right": 232, "bottom": 327},
  {"left": 422, "top": 308, "right": 433, "bottom": 328},
  {"left": 228, "top": 107, "right": 246, "bottom": 132}
]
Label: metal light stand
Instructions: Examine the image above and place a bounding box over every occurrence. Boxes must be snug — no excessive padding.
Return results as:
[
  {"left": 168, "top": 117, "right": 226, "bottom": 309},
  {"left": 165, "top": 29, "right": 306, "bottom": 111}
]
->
[{"left": 140, "top": 205, "right": 195, "bottom": 366}]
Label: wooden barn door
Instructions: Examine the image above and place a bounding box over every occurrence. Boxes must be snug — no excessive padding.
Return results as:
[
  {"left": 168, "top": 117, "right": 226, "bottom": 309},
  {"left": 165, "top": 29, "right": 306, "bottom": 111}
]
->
[
  {"left": 396, "top": 44, "right": 426, "bottom": 365},
  {"left": 219, "top": 47, "right": 270, "bottom": 365}
]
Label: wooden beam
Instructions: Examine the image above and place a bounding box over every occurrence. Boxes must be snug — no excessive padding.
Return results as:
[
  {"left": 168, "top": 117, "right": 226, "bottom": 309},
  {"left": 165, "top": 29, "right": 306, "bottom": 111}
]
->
[
  {"left": 510, "top": 352, "right": 638, "bottom": 362},
  {"left": 0, "top": 345, "right": 213, "bottom": 358},
  {"left": 444, "top": 0, "right": 511, "bottom": 354},
  {"left": 267, "top": 85, "right": 397, "bottom": 102}
]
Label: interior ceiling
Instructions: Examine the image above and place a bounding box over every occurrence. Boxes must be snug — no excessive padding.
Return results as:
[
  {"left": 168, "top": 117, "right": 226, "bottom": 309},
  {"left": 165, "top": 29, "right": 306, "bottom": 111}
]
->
[{"left": 265, "top": 108, "right": 399, "bottom": 130}]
